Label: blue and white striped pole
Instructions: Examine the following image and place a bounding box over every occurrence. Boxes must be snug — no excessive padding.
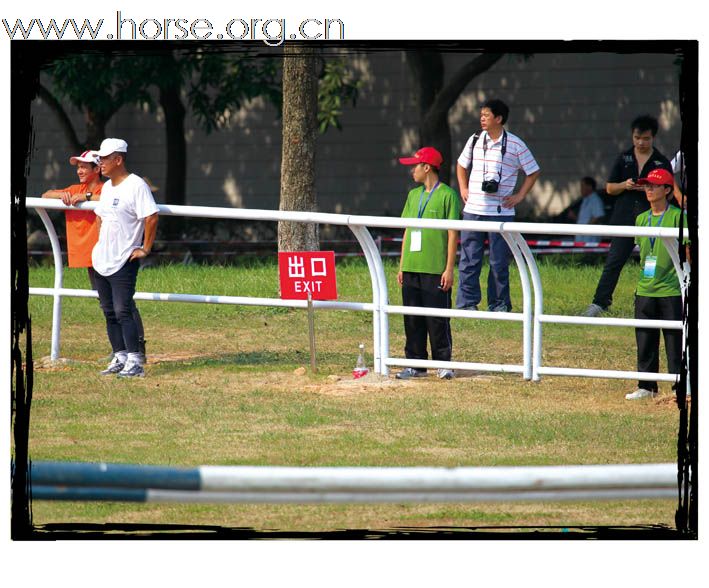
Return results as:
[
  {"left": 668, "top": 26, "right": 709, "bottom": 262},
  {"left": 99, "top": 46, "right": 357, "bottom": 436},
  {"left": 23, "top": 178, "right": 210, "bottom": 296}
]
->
[{"left": 27, "top": 461, "right": 679, "bottom": 503}]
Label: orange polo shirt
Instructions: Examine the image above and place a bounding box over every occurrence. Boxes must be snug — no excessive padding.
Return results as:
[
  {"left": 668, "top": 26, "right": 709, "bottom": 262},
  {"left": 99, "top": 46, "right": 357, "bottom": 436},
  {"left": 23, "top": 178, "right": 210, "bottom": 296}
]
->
[{"left": 63, "top": 182, "right": 103, "bottom": 268}]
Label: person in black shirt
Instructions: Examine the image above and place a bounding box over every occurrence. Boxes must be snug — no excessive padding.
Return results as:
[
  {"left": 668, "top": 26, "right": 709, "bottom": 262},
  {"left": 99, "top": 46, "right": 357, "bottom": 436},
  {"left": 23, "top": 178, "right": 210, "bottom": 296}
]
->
[{"left": 582, "top": 115, "right": 673, "bottom": 316}]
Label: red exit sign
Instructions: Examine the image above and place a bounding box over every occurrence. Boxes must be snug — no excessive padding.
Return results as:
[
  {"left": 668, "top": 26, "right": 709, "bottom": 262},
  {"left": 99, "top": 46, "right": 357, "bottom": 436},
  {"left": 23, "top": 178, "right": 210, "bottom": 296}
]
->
[{"left": 278, "top": 251, "right": 338, "bottom": 300}]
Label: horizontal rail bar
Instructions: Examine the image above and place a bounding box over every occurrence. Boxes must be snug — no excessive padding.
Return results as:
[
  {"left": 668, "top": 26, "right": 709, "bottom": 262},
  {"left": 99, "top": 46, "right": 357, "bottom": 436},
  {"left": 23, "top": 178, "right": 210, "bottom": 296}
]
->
[
  {"left": 538, "top": 366, "right": 679, "bottom": 382},
  {"left": 29, "top": 461, "right": 676, "bottom": 491},
  {"left": 540, "top": 314, "right": 683, "bottom": 330},
  {"left": 28, "top": 288, "right": 374, "bottom": 312},
  {"left": 386, "top": 358, "right": 526, "bottom": 374},
  {"left": 26, "top": 197, "right": 689, "bottom": 239},
  {"left": 385, "top": 305, "right": 524, "bottom": 322},
  {"left": 31, "top": 487, "right": 677, "bottom": 503},
  {"left": 27, "top": 461, "right": 679, "bottom": 502}
]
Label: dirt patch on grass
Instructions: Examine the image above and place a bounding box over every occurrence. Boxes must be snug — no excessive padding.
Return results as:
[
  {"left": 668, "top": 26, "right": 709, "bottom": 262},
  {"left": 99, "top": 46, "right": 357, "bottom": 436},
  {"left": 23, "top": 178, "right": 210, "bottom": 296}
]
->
[{"left": 298, "top": 370, "right": 505, "bottom": 397}]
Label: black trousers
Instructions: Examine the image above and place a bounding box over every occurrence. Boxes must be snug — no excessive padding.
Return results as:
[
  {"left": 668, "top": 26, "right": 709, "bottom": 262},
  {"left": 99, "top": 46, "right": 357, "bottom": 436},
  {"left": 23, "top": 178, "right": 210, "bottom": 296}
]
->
[
  {"left": 401, "top": 272, "right": 452, "bottom": 364},
  {"left": 93, "top": 260, "right": 142, "bottom": 354},
  {"left": 635, "top": 295, "right": 682, "bottom": 391},
  {"left": 88, "top": 266, "right": 144, "bottom": 343},
  {"left": 592, "top": 235, "right": 636, "bottom": 308}
]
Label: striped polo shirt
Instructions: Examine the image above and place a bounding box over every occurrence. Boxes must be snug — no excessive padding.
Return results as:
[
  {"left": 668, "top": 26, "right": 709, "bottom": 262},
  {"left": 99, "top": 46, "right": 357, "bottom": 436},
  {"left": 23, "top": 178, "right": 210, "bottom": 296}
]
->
[{"left": 457, "top": 129, "right": 540, "bottom": 216}]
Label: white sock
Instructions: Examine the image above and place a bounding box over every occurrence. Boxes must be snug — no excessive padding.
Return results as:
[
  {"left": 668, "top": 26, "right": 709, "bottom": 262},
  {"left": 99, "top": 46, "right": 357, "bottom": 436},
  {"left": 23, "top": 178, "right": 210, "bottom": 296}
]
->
[
  {"left": 115, "top": 351, "right": 128, "bottom": 363},
  {"left": 127, "top": 352, "right": 143, "bottom": 366}
]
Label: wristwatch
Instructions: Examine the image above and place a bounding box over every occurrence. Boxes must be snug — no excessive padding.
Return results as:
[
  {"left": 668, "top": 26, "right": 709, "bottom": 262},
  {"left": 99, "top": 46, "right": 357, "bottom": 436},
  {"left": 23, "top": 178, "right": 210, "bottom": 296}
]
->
[{"left": 86, "top": 192, "right": 93, "bottom": 201}]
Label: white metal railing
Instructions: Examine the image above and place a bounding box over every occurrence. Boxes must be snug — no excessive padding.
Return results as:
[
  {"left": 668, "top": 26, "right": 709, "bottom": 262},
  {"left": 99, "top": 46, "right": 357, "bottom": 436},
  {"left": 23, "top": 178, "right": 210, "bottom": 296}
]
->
[{"left": 27, "top": 197, "right": 689, "bottom": 383}]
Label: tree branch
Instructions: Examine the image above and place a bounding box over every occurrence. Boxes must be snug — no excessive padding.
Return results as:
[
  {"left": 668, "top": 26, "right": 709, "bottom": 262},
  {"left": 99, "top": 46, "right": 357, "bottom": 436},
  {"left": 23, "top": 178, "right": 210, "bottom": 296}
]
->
[
  {"left": 428, "top": 53, "right": 505, "bottom": 120},
  {"left": 37, "top": 83, "right": 83, "bottom": 152}
]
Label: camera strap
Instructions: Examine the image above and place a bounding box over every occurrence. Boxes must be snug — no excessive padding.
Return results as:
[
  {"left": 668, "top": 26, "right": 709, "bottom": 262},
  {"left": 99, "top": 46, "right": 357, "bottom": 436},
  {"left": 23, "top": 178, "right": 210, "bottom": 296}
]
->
[{"left": 482, "top": 130, "right": 507, "bottom": 183}]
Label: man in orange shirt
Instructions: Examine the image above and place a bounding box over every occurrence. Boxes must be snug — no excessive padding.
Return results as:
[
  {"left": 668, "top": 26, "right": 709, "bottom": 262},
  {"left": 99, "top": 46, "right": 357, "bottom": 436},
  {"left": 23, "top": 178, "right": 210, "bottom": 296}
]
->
[{"left": 42, "top": 151, "right": 146, "bottom": 358}]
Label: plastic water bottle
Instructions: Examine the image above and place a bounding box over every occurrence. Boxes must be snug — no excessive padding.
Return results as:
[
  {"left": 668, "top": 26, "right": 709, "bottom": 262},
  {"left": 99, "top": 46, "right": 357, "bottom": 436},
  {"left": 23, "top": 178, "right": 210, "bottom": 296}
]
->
[{"left": 353, "top": 343, "right": 369, "bottom": 379}]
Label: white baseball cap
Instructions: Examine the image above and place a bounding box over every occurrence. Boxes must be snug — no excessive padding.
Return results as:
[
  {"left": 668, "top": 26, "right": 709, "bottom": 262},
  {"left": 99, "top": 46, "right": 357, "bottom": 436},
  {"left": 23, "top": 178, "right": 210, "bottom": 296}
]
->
[
  {"left": 94, "top": 138, "right": 128, "bottom": 157},
  {"left": 69, "top": 150, "right": 100, "bottom": 165}
]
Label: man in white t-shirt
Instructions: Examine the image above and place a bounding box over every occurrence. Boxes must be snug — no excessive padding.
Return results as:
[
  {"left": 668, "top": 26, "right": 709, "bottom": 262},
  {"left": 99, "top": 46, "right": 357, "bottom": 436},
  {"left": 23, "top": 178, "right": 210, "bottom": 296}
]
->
[
  {"left": 91, "top": 138, "right": 159, "bottom": 378},
  {"left": 456, "top": 99, "right": 540, "bottom": 312}
]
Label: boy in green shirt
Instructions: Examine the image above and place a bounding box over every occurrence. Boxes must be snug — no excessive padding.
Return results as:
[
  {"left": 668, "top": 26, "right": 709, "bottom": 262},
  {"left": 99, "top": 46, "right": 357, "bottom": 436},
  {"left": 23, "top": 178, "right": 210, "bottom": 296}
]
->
[
  {"left": 626, "top": 168, "right": 685, "bottom": 400},
  {"left": 396, "top": 147, "right": 461, "bottom": 380}
]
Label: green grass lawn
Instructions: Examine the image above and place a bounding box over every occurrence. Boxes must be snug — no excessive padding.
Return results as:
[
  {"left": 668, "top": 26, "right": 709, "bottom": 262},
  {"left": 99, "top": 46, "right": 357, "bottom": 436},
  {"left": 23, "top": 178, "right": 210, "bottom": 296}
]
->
[{"left": 22, "top": 256, "right": 683, "bottom": 533}]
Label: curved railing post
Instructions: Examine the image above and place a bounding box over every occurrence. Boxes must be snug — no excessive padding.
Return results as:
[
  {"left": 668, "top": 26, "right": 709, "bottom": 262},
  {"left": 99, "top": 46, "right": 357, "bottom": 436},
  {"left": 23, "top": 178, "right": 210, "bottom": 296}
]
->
[
  {"left": 660, "top": 237, "right": 688, "bottom": 301},
  {"left": 509, "top": 233, "right": 544, "bottom": 382},
  {"left": 349, "top": 224, "right": 388, "bottom": 374},
  {"left": 34, "top": 207, "right": 64, "bottom": 361},
  {"left": 503, "top": 231, "right": 534, "bottom": 380}
]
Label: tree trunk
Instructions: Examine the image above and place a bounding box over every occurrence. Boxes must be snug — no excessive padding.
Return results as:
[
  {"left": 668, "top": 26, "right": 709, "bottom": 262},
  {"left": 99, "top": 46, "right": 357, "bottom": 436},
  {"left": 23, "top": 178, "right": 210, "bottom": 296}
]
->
[
  {"left": 407, "top": 51, "right": 505, "bottom": 185},
  {"left": 159, "top": 71, "right": 188, "bottom": 238},
  {"left": 278, "top": 45, "right": 319, "bottom": 252},
  {"left": 407, "top": 51, "right": 452, "bottom": 183},
  {"left": 37, "top": 84, "right": 83, "bottom": 152},
  {"left": 85, "top": 108, "right": 107, "bottom": 152}
]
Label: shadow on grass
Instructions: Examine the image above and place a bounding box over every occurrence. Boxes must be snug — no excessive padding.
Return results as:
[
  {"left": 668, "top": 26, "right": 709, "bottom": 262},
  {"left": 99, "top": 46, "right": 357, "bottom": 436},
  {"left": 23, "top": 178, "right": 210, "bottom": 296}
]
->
[{"left": 28, "top": 522, "right": 687, "bottom": 540}]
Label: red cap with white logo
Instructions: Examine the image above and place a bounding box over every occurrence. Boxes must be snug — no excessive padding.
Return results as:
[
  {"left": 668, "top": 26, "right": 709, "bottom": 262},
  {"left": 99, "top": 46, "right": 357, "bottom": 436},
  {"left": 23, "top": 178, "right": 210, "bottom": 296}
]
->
[
  {"left": 399, "top": 147, "right": 443, "bottom": 168},
  {"left": 637, "top": 168, "right": 674, "bottom": 186}
]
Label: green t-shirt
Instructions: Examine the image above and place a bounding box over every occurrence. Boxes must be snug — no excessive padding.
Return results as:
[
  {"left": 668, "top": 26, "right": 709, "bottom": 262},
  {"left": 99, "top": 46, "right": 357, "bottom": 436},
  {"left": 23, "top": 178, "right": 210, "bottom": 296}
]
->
[
  {"left": 400, "top": 181, "right": 461, "bottom": 274},
  {"left": 634, "top": 205, "right": 686, "bottom": 297}
]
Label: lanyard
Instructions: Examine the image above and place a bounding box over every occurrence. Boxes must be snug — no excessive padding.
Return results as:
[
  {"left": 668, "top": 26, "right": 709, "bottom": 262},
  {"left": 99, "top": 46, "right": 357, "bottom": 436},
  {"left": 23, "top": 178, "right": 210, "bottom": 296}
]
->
[
  {"left": 417, "top": 181, "right": 440, "bottom": 218},
  {"left": 647, "top": 204, "right": 669, "bottom": 251}
]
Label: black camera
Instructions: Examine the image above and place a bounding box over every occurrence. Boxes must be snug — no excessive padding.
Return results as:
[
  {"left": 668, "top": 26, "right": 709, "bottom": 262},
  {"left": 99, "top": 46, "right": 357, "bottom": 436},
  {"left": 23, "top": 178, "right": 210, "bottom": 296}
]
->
[{"left": 481, "top": 179, "right": 499, "bottom": 193}]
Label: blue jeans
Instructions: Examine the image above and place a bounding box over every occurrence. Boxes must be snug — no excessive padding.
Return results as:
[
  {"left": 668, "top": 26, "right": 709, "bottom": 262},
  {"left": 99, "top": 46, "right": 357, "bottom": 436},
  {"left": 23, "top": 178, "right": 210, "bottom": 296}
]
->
[
  {"left": 88, "top": 266, "right": 144, "bottom": 342},
  {"left": 93, "top": 260, "right": 141, "bottom": 353},
  {"left": 456, "top": 212, "right": 514, "bottom": 310}
]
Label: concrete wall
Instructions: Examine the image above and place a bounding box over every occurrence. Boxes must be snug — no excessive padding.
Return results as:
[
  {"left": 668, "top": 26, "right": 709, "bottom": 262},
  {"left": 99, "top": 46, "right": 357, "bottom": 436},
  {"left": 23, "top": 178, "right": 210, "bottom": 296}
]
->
[{"left": 27, "top": 49, "right": 682, "bottom": 219}]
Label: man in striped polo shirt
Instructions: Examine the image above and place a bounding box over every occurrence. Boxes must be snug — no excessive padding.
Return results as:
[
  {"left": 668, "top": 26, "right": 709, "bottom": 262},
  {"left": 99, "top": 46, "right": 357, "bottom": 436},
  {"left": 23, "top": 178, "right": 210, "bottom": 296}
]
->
[{"left": 455, "top": 99, "right": 540, "bottom": 312}]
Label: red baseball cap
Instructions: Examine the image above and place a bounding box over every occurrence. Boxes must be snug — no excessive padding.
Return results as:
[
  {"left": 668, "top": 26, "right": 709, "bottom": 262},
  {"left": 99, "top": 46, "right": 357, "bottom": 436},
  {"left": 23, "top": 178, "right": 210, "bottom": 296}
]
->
[
  {"left": 637, "top": 168, "right": 673, "bottom": 186},
  {"left": 399, "top": 147, "right": 443, "bottom": 168}
]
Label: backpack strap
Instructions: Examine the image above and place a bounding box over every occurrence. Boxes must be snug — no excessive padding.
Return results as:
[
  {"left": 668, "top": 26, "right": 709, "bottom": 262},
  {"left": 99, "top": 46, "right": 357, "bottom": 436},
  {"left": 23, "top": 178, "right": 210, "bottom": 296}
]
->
[{"left": 465, "top": 130, "right": 483, "bottom": 175}]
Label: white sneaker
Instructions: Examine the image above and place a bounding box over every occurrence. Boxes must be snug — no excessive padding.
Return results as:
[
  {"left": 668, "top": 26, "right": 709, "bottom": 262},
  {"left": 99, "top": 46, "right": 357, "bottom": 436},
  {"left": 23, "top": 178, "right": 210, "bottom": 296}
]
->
[
  {"left": 437, "top": 369, "right": 454, "bottom": 380},
  {"left": 117, "top": 360, "right": 145, "bottom": 378},
  {"left": 625, "top": 388, "right": 657, "bottom": 400},
  {"left": 100, "top": 354, "right": 125, "bottom": 375}
]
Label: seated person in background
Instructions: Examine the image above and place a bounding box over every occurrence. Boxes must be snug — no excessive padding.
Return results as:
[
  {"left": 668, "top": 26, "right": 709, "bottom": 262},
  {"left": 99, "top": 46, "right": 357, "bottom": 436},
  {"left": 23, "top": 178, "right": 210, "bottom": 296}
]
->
[
  {"left": 625, "top": 168, "right": 686, "bottom": 400},
  {"left": 566, "top": 176, "right": 606, "bottom": 244}
]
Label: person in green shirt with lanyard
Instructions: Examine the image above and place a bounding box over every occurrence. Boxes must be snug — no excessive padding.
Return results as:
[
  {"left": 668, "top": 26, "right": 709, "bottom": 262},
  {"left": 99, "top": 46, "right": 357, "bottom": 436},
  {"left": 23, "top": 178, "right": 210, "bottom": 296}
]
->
[
  {"left": 395, "top": 147, "right": 461, "bottom": 380},
  {"left": 626, "top": 168, "right": 686, "bottom": 400}
]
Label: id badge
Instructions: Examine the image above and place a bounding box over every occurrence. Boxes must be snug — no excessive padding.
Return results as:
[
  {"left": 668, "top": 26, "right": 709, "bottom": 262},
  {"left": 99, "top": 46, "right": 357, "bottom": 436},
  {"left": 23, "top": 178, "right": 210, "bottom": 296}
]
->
[
  {"left": 643, "top": 255, "right": 657, "bottom": 278},
  {"left": 410, "top": 230, "right": 422, "bottom": 252}
]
